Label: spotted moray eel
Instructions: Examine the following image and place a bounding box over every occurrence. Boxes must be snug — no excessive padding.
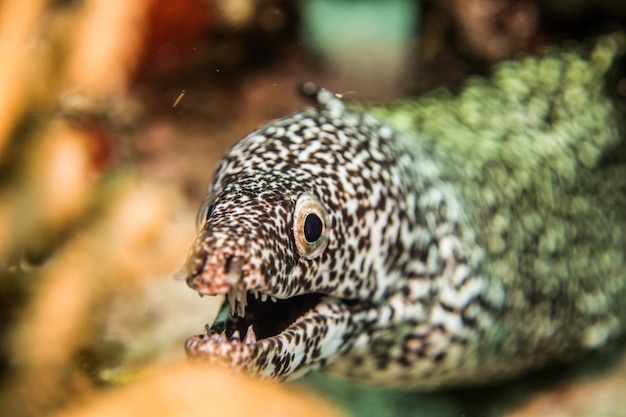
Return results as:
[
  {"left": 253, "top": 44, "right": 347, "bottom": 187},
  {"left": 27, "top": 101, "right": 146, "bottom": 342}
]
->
[{"left": 179, "top": 34, "right": 626, "bottom": 387}]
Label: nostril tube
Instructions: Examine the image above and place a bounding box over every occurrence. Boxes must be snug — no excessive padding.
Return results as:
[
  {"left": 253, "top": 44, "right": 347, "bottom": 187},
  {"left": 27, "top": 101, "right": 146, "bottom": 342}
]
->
[
  {"left": 224, "top": 255, "right": 243, "bottom": 286},
  {"left": 186, "top": 273, "right": 195, "bottom": 288},
  {"left": 181, "top": 246, "right": 209, "bottom": 290}
]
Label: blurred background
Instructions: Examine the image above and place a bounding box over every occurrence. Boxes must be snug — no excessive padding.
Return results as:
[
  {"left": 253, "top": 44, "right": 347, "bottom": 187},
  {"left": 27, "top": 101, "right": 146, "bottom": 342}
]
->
[{"left": 0, "top": 1, "right": 625, "bottom": 416}]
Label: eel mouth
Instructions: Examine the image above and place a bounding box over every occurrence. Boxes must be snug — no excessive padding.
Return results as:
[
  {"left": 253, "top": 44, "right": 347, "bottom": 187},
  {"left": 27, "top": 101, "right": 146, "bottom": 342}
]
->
[
  {"left": 185, "top": 286, "right": 358, "bottom": 380},
  {"left": 182, "top": 251, "right": 363, "bottom": 379},
  {"left": 208, "top": 291, "right": 325, "bottom": 343}
]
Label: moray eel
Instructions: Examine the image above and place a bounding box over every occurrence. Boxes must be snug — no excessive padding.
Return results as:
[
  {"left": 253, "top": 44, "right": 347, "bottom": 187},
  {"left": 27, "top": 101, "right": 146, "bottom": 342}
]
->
[{"left": 179, "top": 33, "right": 626, "bottom": 387}]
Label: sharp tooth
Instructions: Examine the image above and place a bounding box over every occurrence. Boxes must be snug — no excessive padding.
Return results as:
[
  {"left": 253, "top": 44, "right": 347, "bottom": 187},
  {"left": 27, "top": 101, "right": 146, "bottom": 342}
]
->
[
  {"left": 270, "top": 296, "right": 277, "bottom": 302},
  {"left": 237, "top": 291, "right": 247, "bottom": 317},
  {"left": 227, "top": 290, "right": 237, "bottom": 315},
  {"left": 244, "top": 325, "right": 257, "bottom": 344},
  {"left": 230, "top": 330, "right": 241, "bottom": 343},
  {"left": 228, "top": 289, "right": 248, "bottom": 317},
  {"left": 261, "top": 293, "right": 268, "bottom": 302}
]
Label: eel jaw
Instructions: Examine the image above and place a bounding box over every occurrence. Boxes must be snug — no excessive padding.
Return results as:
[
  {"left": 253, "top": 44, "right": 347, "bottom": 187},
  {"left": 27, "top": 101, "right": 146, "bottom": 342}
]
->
[
  {"left": 180, "top": 251, "right": 360, "bottom": 380},
  {"left": 184, "top": 290, "right": 356, "bottom": 381}
]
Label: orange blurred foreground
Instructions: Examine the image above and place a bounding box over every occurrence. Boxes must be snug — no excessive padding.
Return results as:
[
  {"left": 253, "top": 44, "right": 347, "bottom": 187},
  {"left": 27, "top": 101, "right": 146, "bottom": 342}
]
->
[{"left": 55, "top": 364, "right": 345, "bottom": 417}]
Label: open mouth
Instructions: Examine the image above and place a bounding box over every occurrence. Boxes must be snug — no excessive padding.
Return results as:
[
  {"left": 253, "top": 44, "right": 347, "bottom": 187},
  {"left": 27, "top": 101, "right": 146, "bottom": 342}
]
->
[
  {"left": 182, "top": 251, "right": 365, "bottom": 380},
  {"left": 208, "top": 291, "right": 325, "bottom": 343},
  {"left": 185, "top": 285, "right": 359, "bottom": 380}
]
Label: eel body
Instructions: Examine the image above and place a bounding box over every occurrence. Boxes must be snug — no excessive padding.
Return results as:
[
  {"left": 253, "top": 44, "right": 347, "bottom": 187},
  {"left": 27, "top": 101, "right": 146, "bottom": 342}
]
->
[{"left": 179, "top": 34, "right": 626, "bottom": 387}]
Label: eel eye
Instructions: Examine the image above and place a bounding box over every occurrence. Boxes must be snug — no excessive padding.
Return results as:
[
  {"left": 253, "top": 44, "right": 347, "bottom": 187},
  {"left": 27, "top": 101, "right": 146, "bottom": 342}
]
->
[
  {"left": 304, "top": 213, "right": 323, "bottom": 242},
  {"left": 293, "top": 193, "right": 329, "bottom": 259},
  {"left": 196, "top": 191, "right": 218, "bottom": 232}
]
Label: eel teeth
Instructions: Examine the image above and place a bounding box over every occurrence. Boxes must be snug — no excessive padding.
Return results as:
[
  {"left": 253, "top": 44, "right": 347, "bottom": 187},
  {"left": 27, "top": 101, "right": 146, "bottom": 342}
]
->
[
  {"left": 226, "top": 288, "right": 277, "bottom": 317},
  {"left": 205, "top": 325, "right": 257, "bottom": 344},
  {"left": 227, "top": 288, "right": 248, "bottom": 317},
  {"left": 257, "top": 293, "right": 276, "bottom": 302},
  {"left": 244, "top": 325, "right": 256, "bottom": 344},
  {"left": 209, "top": 331, "right": 228, "bottom": 342}
]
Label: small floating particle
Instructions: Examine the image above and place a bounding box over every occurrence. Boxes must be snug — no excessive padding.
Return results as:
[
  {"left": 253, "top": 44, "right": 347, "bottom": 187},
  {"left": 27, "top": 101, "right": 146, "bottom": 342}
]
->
[{"left": 173, "top": 90, "right": 186, "bottom": 108}]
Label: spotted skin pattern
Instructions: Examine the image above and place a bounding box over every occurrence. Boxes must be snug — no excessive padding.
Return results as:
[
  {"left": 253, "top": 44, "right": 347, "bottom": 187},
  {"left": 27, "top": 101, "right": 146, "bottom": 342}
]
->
[{"left": 181, "top": 34, "right": 626, "bottom": 387}]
